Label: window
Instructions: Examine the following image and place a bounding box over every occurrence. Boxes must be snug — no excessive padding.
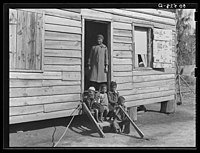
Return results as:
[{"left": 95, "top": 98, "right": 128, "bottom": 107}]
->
[
  {"left": 9, "top": 9, "right": 43, "bottom": 71},
  {"left": 134, "top": 26, "right": 152, "bottom": 68},
  {"left": 133, "top": 25, "right": 173, "bottom": 69},
  {"left": 153, "top": 28, "right": 173, "bottom": 68}
]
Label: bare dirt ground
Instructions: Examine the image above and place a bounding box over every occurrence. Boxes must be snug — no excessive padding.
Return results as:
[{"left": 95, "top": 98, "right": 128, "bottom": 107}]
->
[{"left": 9, "top": 85, "right": 196, "bottom": 148}]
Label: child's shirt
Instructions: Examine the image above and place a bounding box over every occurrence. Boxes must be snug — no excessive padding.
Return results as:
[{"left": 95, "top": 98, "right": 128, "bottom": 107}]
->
[
  {"left": 108, "top": 91, "right": 119, "bottom": 106},
  {"left": 84, "top": 97, "right": 95, "bottom": 111},
  {"left": 114, "top": 105, "right": 128, "bottom": 122},
  {"left": 100, "top": 93, "right": 108, "bottom": 106}
]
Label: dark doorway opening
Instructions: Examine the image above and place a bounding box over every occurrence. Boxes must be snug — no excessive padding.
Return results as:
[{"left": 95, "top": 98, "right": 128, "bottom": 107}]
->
[{"left": 84, "top": 20, "right": 110, "bottom": 91}]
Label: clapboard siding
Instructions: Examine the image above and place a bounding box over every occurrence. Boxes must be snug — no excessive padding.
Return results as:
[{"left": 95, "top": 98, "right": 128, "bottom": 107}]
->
[
  {"left": 113, "top": 65, "right": 132, "bottom": 72},
  {"left": 126, "top": 95, "right": 174, "bottom": 107},
  {"left": 62, "top": 72, "right": 81, "bottom": 81},
  {"left": 116, "top": 78, "right": 175, "bottom": 91},
  {"left": 44, "top": 9, "right": 81, "bottom": 21},
  {"left": 119, "top": 83, "right": 175, "bottom": 96},
  {"left": 113, "top": 43, "right": 132, "bottom": 51},
  {"left": 124, "top": 9, "right": 175, "bottom": 19},
  {"left": 117, "top": 82, "right": 133, "bottom": 90},
  {"left": 45, "top": 40, "right": 81, "bottom": 50},
  {"left": 10, "top": 94, "right": 80, "bottom": 107},
  {"left": 10, "top": 85, "right": 81, "bottom": 98},
  {"left": 42, "top": 80, "right": 81, "bottom": 86},
  {"left": 132, "top": 74, "right": 175, "bottom": 82},
  {"left": 45, "top": 31, "right": 81, "bottom": 41},
  {"left": 10, "top": 8, "right": 83, "bottom": 123},
  {"left": 113, "top": 51, "right": 132, "bottom": 58},
  {"left": 94, "top": 9, "right": 176, "bottom": 26},
  {"left": 10, "top": 109, "right": 79, "bottom": 124},
  {"left": 44, "top": 65, "right": 81, "bottom": 72},
  {"left": 9, "top": 79, "right": 81, "bottom": 88},
  {"left": 45, "top": 24, "right": 81, "bottom": 34},
  {"left": 44, "top": 49, "right": 81, "bottom": 58},
  {"left": 44, "top": 57, "right": 81, "bottom": 65},
  {"left": 114, "top": 71, "right": 133, "bottom": 77},
  {"left": 95, "top": 9, "right": 176, "bottom": 30},
  {"left": 9, "top": 8, "right": 177, "bottom": 124},
  {"left": 113, "top": 36, "right": 132, "bottom": 44},
  {"left": 45, "top": 15, "right": 81, "bottom": 27},
  {"left": 114, "top": 73, "right": 175, "bottom": 84},
  {"left": 113, "top": 58, "right": 132, "bottom": 65},
  {"left": 113, "top": 29, "right": 132, "bottom": 37},
  {"left": 113, "top": 76, "right": 132, "bottom": 83},
  {"left": 44, "top": 101, "right": 80, "bottom": 112},
  {"left": 113, "top": 22, "right": 132, "bottom": 30},
  {"left": 132, "top": 68, "right": 175, "bottom": 76},
  {"left": 81, "top": 9, "right": 112, "bottom": 20},
  {"left": 124, "top": 89, "right": 175, "bottom": 102},
  {"left": 10, "top": 79, "right": 43, "bottom": 88},
  {"left": 10, "top": 72, "right": 62, "bottom": 80},
  {"left": 133, "top": 79, "right": 175, "bottom": 88},
  {"left": 10, "top": 105, "right": 44, "bottom": 116}
]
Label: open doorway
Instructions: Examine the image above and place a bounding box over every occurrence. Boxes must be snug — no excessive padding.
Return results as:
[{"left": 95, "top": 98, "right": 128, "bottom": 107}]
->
[{"left": 84, "top": 20, "right": 111, "bottom": 91}]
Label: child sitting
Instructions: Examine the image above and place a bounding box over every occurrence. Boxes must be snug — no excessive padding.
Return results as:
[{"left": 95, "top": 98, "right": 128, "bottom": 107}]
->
[
  {"left": 83, "top": 87, "right": 104, "bottom": 123},
  {"left": 99, "top": 84, "right": 109, "bottom": 121},
  {"left": 111, "top": 96, "right": 130, "bottom": 134},
  {"left": 107, "top": 81, "right": 119, "bottom": 120}
]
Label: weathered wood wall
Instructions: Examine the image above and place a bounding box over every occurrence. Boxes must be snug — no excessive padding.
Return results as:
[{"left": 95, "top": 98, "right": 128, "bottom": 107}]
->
[
  {"left": 102, "top": 8, "right": 177, "bottom": 107},
  {"left": 9, "top": 9, "right": 82, "bottom": 124},
  {"left": 9, "top": 8, "right": 176, "bottom": 124},
  {"left": 9, "top": 9, "right": 43, "bottom": 70}
]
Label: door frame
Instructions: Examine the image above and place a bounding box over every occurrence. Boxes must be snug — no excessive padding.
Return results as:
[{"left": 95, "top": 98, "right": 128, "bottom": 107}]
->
[{"left": 81, "top": 16, "right": 113, "bottom": 92}]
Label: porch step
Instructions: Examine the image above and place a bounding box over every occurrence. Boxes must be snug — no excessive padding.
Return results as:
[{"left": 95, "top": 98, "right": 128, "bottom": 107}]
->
[{"left": 97, "top": 121, "right": 112, "bottom": 127}]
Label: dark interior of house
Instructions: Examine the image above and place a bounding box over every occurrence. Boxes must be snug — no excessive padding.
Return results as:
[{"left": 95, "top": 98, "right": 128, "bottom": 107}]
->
[{"left": 84, "top": 20, "right": 108, "bottom": 90}]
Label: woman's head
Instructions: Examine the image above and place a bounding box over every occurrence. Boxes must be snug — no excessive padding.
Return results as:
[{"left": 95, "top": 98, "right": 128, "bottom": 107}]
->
[{"left": 97, "top": 34, "right": 104, "bottom": 45}]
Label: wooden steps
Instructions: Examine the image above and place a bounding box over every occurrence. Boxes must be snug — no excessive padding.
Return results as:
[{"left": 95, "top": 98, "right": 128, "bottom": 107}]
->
[{"left": 97, "top": 121, "right": 112, "bottom": 127}]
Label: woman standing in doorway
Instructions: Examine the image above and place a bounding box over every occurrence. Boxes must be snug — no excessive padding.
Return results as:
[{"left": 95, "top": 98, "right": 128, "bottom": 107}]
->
[{"left": 88, "top": 34, "right": 108, "bottom": 91}]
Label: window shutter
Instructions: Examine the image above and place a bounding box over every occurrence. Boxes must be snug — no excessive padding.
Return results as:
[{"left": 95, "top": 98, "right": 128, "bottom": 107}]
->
[
  {"left": 153, "top": 28, "right": 173, "bottom": 68},
  {"left": 9, "top": 9, "right": 17, "bottom": 69},
  {"left": 10, "top": 9, "right": 43, "bottom": 70}
]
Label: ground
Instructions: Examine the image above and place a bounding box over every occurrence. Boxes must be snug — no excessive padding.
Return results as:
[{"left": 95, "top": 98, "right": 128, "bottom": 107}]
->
[{"left": 9, "top": 85, "right": 196, "bottom": 148}]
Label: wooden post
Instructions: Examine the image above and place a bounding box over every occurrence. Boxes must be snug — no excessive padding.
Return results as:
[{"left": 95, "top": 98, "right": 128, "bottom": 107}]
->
[
  {"left": 160, "top": 100, "right": 176, "bottom": 114},
  {"left": 128, "top": 106, "right": 137, "bottom": 121},
  {"left": 107, "top": 21, "right": 113, "bottom": 91},
  {"left": 81, "top": 17, "right": 85, "bottom": 93}
]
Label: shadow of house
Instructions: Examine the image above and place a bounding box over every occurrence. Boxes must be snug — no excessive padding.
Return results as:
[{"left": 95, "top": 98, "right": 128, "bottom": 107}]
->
[{"left": 10, "top": 114, "right": 111, "bottom": 139}]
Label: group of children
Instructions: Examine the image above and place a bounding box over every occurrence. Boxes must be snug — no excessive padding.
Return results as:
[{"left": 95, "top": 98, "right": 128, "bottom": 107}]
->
[{"left": 83, "top": 81, "right": 130, "bottom": 134}]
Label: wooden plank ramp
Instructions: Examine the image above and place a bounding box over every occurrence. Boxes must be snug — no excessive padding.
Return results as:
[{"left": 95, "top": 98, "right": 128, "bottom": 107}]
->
[
  {"left": 119, "top": 105, "right": 144, "bottom": 138},
  {"left": 82, "top": 102, "right": 105, "bottom": 138}
]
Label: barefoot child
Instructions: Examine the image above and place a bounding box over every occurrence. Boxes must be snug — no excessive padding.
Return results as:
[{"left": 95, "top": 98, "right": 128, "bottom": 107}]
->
[
  {"left": 108, "top": 81, "right": 119, "bottom": 120},
  {"left": 99, "top": 84, "right": 109, "bottom": 121},
  {"left": 111, "top": 96, "right": 130, "bottom": 134},
  {"left": 83, "top": 87, "right": 104, "bottom": 123}
]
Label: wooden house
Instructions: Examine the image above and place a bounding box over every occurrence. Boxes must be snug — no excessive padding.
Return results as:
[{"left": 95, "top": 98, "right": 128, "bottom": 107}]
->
[{"left": 9, "top": 8, "right": 177, "bottom": 124}]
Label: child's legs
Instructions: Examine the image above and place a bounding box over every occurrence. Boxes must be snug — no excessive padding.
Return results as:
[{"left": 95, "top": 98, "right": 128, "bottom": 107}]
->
[
  {"left": 93, "top": 109, "right": 99, "bottom": 122},
  {"left": 112, "top": 120, "right": 121, "bottom": 133},
  {"left": 103, "top": 106, "right": 109, "bottom": 116},
  {"left": 120, "top": 119, "right": 130, "bottom": 134},
  {"left": 108, "top": 104, "right": 115, "bottom": 119}
]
